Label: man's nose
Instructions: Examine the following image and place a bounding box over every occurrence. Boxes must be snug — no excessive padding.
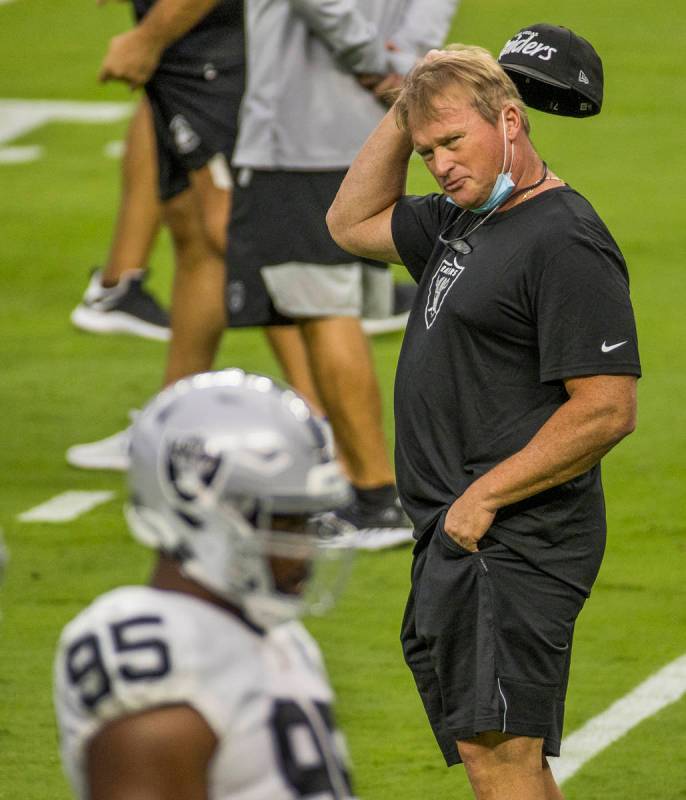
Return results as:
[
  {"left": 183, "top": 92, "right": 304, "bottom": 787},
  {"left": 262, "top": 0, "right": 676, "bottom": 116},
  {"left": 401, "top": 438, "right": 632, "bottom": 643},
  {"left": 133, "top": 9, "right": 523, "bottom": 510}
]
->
[{"left": 433, "top": 147, "right": 453, "bottom": 177}]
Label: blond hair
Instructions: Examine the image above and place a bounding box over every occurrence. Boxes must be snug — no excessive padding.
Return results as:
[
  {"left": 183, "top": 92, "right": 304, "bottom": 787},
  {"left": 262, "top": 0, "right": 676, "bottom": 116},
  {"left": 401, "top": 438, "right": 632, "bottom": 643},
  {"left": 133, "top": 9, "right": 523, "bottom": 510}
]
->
[{"left": 395, "top": 44, "right": 530, "bottom": 135}]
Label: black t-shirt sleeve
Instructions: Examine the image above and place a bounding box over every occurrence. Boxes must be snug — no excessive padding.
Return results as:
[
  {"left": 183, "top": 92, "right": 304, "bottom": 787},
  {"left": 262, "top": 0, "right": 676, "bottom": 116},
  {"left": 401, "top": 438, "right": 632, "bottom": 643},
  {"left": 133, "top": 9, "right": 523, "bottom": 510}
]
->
[
  {"left": 391, "top": 194, "right": 453, "bottom": 283},
  {"left": 535, "top": 239, "right": 642, "bottom": 382}
]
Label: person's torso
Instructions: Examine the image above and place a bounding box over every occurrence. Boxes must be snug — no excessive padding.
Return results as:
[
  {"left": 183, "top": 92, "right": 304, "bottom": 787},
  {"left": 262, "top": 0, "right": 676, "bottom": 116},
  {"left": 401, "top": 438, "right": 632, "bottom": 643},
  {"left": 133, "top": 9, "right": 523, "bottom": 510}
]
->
[
  {"left": 54, "top": 586, "right": 355, "bottom": 799},
  {"left": 233, "top": 0, "right": 407, "bottom": 169},
  {"left": 393, "top": 186, "right": 637, "bottom": 576}
]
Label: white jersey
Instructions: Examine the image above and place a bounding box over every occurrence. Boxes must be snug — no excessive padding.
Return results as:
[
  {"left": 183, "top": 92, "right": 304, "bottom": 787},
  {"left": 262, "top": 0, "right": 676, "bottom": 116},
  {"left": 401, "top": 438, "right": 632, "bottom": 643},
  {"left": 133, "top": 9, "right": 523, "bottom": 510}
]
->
[{"left": 54, "top": 586, "right": 355, "bottom": 800}]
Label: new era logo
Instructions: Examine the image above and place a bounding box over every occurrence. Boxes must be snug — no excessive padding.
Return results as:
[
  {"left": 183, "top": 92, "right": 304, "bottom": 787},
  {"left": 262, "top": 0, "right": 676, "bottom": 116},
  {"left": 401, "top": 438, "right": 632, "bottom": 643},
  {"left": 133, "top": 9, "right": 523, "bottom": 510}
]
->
[{"left": 578, "top": 69, "right": 590, "bottom": 84}]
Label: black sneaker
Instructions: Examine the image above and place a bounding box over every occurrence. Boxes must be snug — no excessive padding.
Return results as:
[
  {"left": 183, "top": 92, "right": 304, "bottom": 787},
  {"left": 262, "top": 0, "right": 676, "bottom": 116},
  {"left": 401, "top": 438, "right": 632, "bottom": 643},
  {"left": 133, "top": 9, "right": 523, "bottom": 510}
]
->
[
  {"left": 335, "top": 488, "right": 414, "bottom": 551},
  {"left": 71, "top": 268, "right": 170, "bottom": 341},
  {"left": 362, "top": 282, "right": 417, "bottom": 336}
]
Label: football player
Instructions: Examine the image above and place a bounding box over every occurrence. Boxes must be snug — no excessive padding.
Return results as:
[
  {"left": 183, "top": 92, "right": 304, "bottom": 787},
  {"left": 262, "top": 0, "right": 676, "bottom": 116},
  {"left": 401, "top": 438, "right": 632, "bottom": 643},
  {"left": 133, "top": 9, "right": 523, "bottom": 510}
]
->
[{"left": 54, "top": 369, "right": 357, "bottom": 799}]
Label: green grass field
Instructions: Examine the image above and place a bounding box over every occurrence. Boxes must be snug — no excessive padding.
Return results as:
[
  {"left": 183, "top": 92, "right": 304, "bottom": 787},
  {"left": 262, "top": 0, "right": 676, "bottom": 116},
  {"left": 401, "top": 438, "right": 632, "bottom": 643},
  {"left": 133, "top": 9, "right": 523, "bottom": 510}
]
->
[{"left": 1, "top": 1, "right": 685, "bottom": 797}]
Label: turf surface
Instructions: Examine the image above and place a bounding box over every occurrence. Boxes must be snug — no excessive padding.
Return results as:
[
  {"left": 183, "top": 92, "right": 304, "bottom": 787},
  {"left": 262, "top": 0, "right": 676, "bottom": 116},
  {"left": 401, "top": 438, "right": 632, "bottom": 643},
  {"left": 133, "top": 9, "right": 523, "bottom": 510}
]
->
[{"left": 1, "top": 1, "right": 685, "bottom": 798}]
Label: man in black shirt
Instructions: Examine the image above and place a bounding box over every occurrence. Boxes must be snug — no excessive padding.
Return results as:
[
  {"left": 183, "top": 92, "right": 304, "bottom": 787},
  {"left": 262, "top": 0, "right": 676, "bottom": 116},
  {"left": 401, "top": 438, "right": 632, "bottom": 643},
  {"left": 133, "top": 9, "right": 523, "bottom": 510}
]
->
[{"left": 328, "top": 44, "right": 640, "bottom": 799}]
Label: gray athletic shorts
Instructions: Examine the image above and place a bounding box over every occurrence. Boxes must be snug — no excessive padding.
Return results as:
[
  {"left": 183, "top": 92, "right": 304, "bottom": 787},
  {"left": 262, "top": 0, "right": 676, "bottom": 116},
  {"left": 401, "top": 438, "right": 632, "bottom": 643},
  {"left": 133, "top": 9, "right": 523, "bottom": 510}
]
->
[
  {"left": 401, "top": 511, "right": 587, "bottom": 766},
  {"left": 226, "top": 169, "right": 391, "bottom": 327}
]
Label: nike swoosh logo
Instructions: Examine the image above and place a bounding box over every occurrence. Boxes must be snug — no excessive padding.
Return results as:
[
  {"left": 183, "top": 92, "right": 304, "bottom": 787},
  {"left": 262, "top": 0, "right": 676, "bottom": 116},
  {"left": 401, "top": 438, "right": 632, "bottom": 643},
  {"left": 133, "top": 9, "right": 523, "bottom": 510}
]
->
[{"left": 601, "top": 340, "right": 628, "bottom": 353}]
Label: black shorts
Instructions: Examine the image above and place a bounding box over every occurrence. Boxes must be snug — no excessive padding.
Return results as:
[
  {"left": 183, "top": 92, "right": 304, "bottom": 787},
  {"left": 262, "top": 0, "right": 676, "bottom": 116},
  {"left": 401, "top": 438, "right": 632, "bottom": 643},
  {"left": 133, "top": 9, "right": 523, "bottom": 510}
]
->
[
  {"left": 145, "top": 63, "right": 244, "bottom": 201},
  {"left": 226, "top": 169, "right": 388, "bottom": 327},
  {"left": 401, "top": 512, "right": 587, "bottom": 766}
]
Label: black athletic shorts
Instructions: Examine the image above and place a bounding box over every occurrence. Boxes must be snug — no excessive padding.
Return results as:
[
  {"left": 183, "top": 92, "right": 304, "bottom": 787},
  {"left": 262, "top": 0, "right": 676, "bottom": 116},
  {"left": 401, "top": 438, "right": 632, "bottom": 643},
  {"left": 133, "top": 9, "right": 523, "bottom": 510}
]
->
[
  {"left": 225, "top": 169, "right": 387, "bottom": 327},
  {"left": 145, "top": 63, "right": 244, "bottom": 201},
  {"left": 401, "top": 511, "right": 587, "bottom": 766}
]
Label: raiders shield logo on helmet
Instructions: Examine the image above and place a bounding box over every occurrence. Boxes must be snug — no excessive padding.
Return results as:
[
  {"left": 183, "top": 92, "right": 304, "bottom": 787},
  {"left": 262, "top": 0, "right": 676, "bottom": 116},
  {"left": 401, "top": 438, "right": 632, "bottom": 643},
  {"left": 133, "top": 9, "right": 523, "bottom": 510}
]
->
[{"left": 166, "top": 436, "right": 222, "bottom": 503}]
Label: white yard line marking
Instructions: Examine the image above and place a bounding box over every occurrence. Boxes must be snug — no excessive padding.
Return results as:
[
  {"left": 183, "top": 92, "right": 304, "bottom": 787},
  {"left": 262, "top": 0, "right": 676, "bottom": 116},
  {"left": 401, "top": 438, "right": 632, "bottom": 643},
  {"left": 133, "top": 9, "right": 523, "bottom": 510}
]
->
[
  {"left": 0, "top": 145, "right": 43, "bottom": 163},
  {"left": 104, "top": 140, "right": 124, "bottom": 159},
  {"left": 0, "top": 99, "right": 132, "bottom": 146},
  {"left": 553, "top": 653, "right": 686, "bottom": 784},
  {"left": 18, "top": 491, "right": 115, "bottom": 522}
]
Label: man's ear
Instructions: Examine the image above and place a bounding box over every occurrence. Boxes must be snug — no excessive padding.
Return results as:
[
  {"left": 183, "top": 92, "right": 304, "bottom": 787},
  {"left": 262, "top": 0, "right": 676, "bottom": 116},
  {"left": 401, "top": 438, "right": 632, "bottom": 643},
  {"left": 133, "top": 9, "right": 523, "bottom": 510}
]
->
[{"left": 503, "top": 104, "right": 521, "bottom": 140}]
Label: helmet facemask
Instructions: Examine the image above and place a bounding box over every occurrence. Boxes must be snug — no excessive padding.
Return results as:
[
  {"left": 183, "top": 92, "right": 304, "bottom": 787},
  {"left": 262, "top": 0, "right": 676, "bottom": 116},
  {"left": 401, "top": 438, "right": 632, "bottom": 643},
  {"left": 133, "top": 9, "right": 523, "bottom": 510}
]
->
[{"left": 220, "top": 506, "right": 355, "bottom": 630}]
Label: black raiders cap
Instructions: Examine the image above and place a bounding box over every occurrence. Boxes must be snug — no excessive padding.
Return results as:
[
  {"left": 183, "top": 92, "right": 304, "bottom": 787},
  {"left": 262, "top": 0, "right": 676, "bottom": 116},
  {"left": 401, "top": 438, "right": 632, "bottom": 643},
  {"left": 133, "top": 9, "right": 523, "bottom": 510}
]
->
[{"left": 498, "top": 23, "right": 603, "bottom": 117}]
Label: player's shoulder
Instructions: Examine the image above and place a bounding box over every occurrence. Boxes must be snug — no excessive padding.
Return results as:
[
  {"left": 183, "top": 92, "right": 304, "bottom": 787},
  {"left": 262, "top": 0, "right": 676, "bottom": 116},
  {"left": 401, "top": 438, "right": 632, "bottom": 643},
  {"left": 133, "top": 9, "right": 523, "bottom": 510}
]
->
[
  {"left": 271, "top": 620, "right": 323, "bottom": 660},
  {"left": 269, "top": 621, "right": 329, "bottom": 681},
  {"left": 61, "top": 585, "right": 165, "bottom": 626},
  {"left": 55, "top": 587, "right": 266, "bottom": 735},
  {"left": 62, "top": 586, "right": 205, "bottom": 636},
  {"left": 57, "top": 585, "right": 263, "bottom": 687}
]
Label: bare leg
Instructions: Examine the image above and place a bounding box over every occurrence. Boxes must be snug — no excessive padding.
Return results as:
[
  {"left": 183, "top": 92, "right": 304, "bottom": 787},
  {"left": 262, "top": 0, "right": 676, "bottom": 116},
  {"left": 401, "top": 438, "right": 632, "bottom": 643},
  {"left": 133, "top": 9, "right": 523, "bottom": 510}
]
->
[
  {"left": 458, "top": 733, "right": 560, "bottom": 800},
  {"left": 192, "top": 158, "right": 231, "bottom": 258},
  {"left": 298, "top": 316, "right": 394, "bottom": 488},
  {"left": 263, "top": 326, "right": 325, "bottom": 416},
  {"left": 102, "top": 96, "right": 162, "bottom": 287},
  {"left": 264, "top": 325, "right": 357, "bottom": 477},
  {"left": 162, "top": 166, "right": 229, "bottom": 386}
]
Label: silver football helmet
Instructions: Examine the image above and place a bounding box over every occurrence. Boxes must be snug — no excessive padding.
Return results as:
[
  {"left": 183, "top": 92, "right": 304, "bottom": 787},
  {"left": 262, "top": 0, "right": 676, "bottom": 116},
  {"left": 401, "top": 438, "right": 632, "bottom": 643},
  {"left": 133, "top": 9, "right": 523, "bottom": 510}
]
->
[{"left": 125, "top": 369, "right": 354, "bottom": 629}]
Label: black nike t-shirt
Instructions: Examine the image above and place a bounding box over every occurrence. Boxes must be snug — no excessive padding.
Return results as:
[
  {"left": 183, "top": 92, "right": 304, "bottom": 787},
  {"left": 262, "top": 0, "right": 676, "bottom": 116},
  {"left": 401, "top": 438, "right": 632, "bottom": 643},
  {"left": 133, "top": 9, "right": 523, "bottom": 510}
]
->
[
  {"left": 132, "top": 0, "right": 244, "bottom": 74},
  {"left": 392, "top": 187, "right": 641, "bottom": 594}
]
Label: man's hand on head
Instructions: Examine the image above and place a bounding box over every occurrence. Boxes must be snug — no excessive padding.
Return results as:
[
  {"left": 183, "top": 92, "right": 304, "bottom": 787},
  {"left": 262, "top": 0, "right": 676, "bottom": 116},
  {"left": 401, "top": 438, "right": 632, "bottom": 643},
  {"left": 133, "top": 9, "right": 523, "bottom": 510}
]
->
[
  {"left": 421, "top": 48, "right": 449, "bottom": 66},
  {"left": 356, "top": 72, "right": 385, "bottom": 90},
  {"left": 372, "top": 73, "right": 404, "bottom": 106}
]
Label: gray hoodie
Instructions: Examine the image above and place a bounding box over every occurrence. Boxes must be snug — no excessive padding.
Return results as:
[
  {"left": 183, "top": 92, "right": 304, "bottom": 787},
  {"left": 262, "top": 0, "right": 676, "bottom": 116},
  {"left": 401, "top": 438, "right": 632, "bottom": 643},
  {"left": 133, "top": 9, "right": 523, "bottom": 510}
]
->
[{"left": 233, "top": 0, "right": 459, "bottom": 169}]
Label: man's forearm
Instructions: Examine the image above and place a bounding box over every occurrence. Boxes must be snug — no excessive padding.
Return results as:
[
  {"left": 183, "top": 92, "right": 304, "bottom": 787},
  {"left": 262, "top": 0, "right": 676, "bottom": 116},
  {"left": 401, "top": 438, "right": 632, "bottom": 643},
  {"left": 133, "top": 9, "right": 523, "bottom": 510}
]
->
[
  {"left": 327, "top": 108, "right": 412, "bottom": 259},
  {"left": 445, "top": 376, "right": 636, "bottom": 549},
  {"left": 472, "top": 376, "right": 638, "bottom": 513}
]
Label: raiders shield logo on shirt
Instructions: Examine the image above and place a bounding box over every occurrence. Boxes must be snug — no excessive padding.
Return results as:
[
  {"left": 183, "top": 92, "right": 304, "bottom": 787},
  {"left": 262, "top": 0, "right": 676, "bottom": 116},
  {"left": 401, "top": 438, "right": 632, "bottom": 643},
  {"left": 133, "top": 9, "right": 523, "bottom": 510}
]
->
[{"left": 425, "top": 255, "right": 465, "bottom": 329}]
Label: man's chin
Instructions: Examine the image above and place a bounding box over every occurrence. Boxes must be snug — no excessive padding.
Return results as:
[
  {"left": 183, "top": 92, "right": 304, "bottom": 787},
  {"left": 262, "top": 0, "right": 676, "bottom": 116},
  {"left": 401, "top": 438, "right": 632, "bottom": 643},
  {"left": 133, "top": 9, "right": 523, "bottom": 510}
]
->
[{"left": 443, "top": 187, "right": 480, "bottom": 209}]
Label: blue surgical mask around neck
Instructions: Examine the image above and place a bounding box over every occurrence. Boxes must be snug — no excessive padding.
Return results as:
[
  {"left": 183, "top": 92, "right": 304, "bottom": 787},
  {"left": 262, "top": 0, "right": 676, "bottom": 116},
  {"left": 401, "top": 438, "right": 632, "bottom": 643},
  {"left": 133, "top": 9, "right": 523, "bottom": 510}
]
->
[{"left": 469, "top": 111, "right": 515, "bottom": 215}]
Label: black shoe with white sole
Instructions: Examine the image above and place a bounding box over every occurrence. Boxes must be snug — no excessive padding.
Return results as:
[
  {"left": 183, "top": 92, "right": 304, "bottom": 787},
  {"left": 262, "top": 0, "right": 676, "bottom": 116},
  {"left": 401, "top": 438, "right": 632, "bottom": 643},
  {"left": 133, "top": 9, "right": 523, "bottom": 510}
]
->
[
  {"left": 71, "top": 268, "right": 170, "bottom": 342},
  {"left": 334, "top": 485, "right": 414, "bottom": 551}
]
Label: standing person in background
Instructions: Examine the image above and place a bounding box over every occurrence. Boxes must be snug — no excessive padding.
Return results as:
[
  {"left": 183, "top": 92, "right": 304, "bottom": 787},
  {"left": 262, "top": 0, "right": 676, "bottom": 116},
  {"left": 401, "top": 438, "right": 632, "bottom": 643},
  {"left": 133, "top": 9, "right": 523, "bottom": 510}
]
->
[
  {"left": 54, "top": 370, "right": 357, "bottom": 800},
  {"left": 66, "top": 0, "right": 245, "bottom": 470},
  {"left": 327, "top": 35, "right": 640, "bottom": 798},
  {"left": 226, "top": 0, "right": 460, "bottom": 549},
  {"left": 100, "top": 0, "right": 244, "bottom": 388}
]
